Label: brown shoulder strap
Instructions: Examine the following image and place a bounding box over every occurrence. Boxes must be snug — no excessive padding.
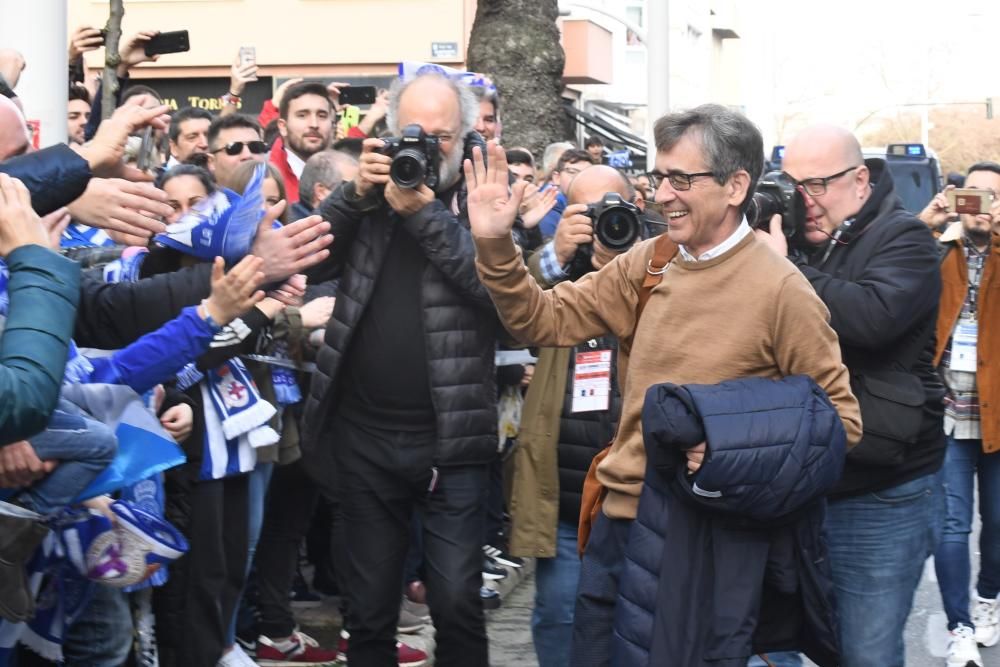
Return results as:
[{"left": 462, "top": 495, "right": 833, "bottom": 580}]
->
[{"left": 636, "top": 234, "right": 678, "bottom": 323}]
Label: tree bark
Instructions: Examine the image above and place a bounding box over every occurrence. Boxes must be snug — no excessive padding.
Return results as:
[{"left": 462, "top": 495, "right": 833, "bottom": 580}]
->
[
  {"left": 101, "top": 0, "right": 124, "bottom": 120},
  {"left": 467, "top": 0, "right": 569, "bottom": 160}
]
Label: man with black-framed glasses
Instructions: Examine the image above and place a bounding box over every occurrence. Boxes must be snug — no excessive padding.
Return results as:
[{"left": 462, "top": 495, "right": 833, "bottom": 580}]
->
[
  {"left": 206, "top": 113, "right": 267, "bottom": 187},
  {"left": 468, "top": 105, "right": 861, "bottom": 666},
  {"left": 756, "top": 124, "right": 945, "bottom": 667}
]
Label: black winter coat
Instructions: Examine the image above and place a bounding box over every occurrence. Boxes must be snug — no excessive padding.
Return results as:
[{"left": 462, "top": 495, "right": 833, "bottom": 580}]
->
[
  {"left": 302, "top": 180, "right": 501, "bottom": 472},
  {"left": 790, "top": 158, "right": 945, "bottom": 497}
]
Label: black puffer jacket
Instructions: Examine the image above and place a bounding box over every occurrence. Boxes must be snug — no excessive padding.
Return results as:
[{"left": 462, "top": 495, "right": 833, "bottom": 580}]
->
[
  {"left": 302, "top": 179, "right": 501, "bottom": 470},
  {"left": 556, "top": 336, "right": 622, "bottom": 525},
  {"left": 790, "top": 158, "right": 945, "bottom": 497}
]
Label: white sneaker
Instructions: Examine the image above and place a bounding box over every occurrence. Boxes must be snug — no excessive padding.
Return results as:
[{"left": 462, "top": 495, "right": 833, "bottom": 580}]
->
[
  {"left": 947, "top": 624, "right": 983, "bottom": 667},
  {"left": 972, "top": 594, "right": 1000, "bottom": 647},
  {"left": 218, "top": 645, "right": 258, "bottom": 667}
]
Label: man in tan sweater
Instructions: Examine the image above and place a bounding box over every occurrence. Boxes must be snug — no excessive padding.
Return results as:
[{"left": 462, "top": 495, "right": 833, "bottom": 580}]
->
[{"left": 464, "top": 104, "right": 861, "bottom": 666}]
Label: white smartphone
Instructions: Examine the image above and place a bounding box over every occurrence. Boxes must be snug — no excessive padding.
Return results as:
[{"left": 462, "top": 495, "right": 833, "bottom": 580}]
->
[{"left": 239, "top": 46, "right": 258, "bottom": 81}]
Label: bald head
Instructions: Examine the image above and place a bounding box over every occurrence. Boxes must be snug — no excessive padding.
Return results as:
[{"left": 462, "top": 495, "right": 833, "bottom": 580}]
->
[
  {"left": 0, "top": 94, "right": 29, "bottom": 160},
  {"left": 786, "top": 124, "right": 863, "bottom": 168},
  {"left": 566, "top": 165, "right": 635, "bottom": 206},
  {"left": 783, "top": 124, "right": 871, "bottom": 240}
]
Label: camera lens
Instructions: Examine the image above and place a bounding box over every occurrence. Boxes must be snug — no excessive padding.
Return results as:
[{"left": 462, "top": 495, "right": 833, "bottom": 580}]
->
[
  {"left": 595, "top": 207, "right": 640, "bottom": 250},
  {"left": 390, "top": 149, "right": 427, "bottom": 189},
  {"left": 749, "top": 191, "right": 784, "bottom": 229}
]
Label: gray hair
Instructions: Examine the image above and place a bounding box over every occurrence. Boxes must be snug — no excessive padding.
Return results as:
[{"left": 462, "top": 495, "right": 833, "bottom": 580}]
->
[
  {"left": 653, "top": 104, "right": 763, "bottom": 214},
  {"left": 542, "top": 141, "right": 575, "bottom": 176},
  {"left": 299, "top": 150, "right": 347, "bottom": 208},
  {"left": 386, "top": 73, "right": 478, "bottom": 139}
]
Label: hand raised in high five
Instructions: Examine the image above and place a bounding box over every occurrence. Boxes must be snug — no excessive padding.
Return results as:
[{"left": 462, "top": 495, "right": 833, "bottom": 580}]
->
[
  {"left": 249, "top": 202, "right": 333, "bottom": 282},
  {"left": 200, "top": 255, "right": 266, "bottom": 326},
  {"left": 463, "top": 141, "right": 526, "bottom": 239},
  {"left": 0, "top": 174, "right": 49, "bottom": 257}
]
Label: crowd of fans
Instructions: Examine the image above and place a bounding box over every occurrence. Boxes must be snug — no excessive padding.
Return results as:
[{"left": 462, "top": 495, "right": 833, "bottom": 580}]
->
[{"left": 0, "top": 21, "right": 997, "bottom": 667}]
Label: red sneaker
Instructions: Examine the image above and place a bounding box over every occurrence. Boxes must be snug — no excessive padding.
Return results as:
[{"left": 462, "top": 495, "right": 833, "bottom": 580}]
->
[
  {"left": 336, "top": 630, "right": 428, "bottom": 667},
  {"left": 256, "top": 631, "right": 339, "bottom": 665}
]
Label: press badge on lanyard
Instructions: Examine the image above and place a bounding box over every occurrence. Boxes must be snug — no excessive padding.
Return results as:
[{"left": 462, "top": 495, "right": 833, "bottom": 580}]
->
[
  {"left": 572, "top": 349, "right": 612, "bottom": 413},
  {"left": 949, "top": 319, "right": 978, "bottom": 373}
]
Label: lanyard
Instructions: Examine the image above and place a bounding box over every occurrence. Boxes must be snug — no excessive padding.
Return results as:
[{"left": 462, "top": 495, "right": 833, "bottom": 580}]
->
[{"left": 963, "top": 242, "right": 987, "bottom": 320}]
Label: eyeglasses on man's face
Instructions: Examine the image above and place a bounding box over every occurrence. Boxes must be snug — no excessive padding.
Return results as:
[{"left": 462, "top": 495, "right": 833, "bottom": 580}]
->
[
  {"left": 782, "top": 165, "right": 860, "bottom": 197},
  {"left": 646, "top": 169, "right": 716, "bottom": 192}
]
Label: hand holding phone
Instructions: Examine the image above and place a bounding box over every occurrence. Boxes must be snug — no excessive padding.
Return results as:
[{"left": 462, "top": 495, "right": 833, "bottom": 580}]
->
[
  {"left": 338, "top": 86, "right": 377, "bottom": 106},
  {"left": 238, "top": 46, "right": 258, "bottom": 81},
  {"left": 143, "top": 30, "right": 190, "bottom": 57},
  {"left": 947, "top": 188, "right": 996, "bottom": 215}
]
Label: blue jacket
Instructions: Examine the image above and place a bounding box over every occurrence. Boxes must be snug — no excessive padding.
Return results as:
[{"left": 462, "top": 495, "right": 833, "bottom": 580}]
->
[
  {"left": 83, "top": 306, "right": 217, "bottom": 395},
  {"left": 613, "top": 375, "right": 846, "bottom": 667},
  {"left": 0, "top": 144, "right": 91, "bottom": 217}
]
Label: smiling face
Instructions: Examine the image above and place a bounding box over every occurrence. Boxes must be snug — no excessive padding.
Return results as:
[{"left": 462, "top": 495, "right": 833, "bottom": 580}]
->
[{"left": 652, "top": 131, "right": 747, "bottom": 256}]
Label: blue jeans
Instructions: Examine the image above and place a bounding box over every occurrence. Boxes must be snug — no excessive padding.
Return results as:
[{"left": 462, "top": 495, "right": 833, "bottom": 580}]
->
[
  {"left": 227, "top": 461, "right": 274, "bottom": 645},
  {"left": 61, "top": 583, "right": 133, "bottom": 666},
  {"left": 825, "top": 471, "right": 944, "bottom": 667},
  {"left": 20, "top": 399, "right": 117, "bottom": 514},
  {"left": 533, "top": 519, "right": 582, "bottom": 667},
  {"left": 935, "top": 436, "right": 1000, "bottom": 630},
  {"left": 570, "top": 510, "right": 632, "bottom": 667}
]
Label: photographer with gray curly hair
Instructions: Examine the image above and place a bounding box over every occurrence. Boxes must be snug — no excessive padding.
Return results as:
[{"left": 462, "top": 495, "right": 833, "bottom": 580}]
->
[{"left": 302, "top": 72, "right": 496, "bottom": 667}]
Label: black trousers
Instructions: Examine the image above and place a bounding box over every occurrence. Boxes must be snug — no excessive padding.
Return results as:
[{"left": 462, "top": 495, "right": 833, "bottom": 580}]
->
[
  {"left": 155, "top": 473, "right": 249, "bottom": 667},
  {"left": 330, "top": 412, "right": 489, "bottom": 667},
  {"left": 255, "top": 458, "right": 321, "bottom": 638}
]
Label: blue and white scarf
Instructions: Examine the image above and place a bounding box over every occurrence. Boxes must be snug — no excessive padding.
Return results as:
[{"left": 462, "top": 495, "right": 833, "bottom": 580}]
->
[{"left": 61, "top": 222, "right": 116, "bottom": 250}]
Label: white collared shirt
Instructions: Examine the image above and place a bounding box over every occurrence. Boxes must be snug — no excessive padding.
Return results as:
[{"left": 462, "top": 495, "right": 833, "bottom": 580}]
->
[
  {"left": 678, "top": 217, "right": 752, "bottom": 262},
  {"left": 286, "top": 149, "right": 306, "bottom": 179}
]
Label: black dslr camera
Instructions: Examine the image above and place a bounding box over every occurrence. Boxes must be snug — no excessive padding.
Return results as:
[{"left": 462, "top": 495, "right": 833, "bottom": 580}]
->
[
  {"left": 380, "top": 124, "right": 441, "bottom": 190},
  {"left": 570, "top": 192, "right": 643, "bottom": 276},
  {"left": 748, "top": 171, "right": 805, "bottom": 239},
  {"left": 587, "top": 192, "right": 643, "bottom": 250}
]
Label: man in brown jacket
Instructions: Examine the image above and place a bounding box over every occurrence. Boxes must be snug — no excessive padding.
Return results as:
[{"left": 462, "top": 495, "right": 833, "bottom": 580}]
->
[
  {"left": 464, "top": 104, "right": 861, "bottom": 666},
  {"left": 920, "top": 161, "right": 1000, "bottom": 661}
]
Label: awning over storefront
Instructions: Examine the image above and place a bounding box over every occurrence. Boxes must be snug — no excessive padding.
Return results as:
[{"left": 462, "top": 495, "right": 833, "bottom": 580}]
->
[{"left": 563, "top": 102, "right": 647, "bottom": 169}]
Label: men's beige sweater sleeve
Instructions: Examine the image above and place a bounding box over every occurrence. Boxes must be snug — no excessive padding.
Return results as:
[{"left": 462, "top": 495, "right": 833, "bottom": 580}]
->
[
  {"left": 772, "top": 273, "right": 863, "bottom": 447},
  {"left": 473, "top": 234, "right": 653, "bottom": 348}
]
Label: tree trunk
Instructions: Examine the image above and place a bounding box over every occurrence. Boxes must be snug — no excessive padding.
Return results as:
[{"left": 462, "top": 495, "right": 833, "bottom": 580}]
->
[
  {"left": 101, "top": 0, "right": 124, "bottom": 120},
  {"left": 467, "top": 0, "right": 569, "bottom": 160}
]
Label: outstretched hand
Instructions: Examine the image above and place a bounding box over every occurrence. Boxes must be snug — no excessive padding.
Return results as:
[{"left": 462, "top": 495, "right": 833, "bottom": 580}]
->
[
  {"left": 463, "top": 141, "right": 526, "bottom": 239},
  {"left": 202, "top": 255, "right": 266, "bottom": 326}
]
